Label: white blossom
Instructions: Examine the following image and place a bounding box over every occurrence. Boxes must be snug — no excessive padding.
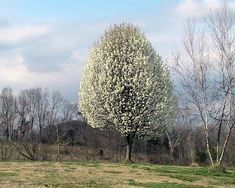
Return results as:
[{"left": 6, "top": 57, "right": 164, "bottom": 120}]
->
[{"left": 79, "top": 23, "right": 174, "bottom": 139}]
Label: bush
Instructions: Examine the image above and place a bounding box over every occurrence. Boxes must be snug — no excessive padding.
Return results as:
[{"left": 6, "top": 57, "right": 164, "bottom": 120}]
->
[
  {"left": 196, "top": 151, "right": 208, "bottom": 164},
  {"left": 208, "top": 164, "right": 227, "bottom": 175}
]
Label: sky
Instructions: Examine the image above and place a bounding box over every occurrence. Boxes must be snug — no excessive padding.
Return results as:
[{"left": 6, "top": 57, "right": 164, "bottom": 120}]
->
[{"left": 0, "top": 0, "right": 233, "bottom": 101}]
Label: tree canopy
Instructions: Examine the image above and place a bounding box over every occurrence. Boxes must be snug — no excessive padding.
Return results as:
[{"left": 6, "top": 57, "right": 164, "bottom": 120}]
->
[{"left": 79, "top": 23, "right": 174, "bottom": 161}]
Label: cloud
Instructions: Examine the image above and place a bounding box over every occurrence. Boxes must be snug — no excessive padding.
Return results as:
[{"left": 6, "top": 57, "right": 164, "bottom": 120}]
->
[
  {"left": 0, "top": 54, "right": 26, "bottom": 82},
  {"left": 18, "top": 22, "right": 106, "bottom": 73},
  {"left": 0, "top": 21, "right": 107, "bottom": 101},
  {"left": 176, "top": 0, "right": 222, "bottom": 18},
  {"left": 0, "top": 16, "right": 181, "bottom": 101},
  {"left": 0, "top": 24, "right": 50, "bottom": 45},
  {"left": 0, "top": 17, "right": 9, "bottom": 27},
  {"left": 0, "top": 52, "right": 83, "bottom": 101},
  {"left": 23, "top": 48, "right": 70, "bottom": 73}
]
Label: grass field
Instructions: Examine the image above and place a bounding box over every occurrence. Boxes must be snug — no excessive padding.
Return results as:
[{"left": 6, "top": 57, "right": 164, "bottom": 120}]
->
[{"left": 0, "top": 161, "right": 234, "bottom": 188}]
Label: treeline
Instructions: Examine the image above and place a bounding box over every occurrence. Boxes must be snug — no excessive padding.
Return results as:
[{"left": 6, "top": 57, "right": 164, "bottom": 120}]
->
[
  {"left": 0, "top": 87, "right": 234, "bottom": 165},
  {"left": 0, "top": 87, "right": 78, "bottom": 160},
  {"left": 57, "top": 116, "right": 235, "bottom": 166}
]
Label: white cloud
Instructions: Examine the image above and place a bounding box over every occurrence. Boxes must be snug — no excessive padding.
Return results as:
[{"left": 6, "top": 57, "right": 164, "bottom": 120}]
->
[
  {"left": 176, "top": 0, "right": 221, "bottom": 18},
  {"left": 0, "top": 18, "right": 182, "bottom": 101},
  {"left": 0, "top": 54, "right": 31, "bottom": 86},
  {"left": 0, "top": 24, "right": 50, "bottom": 45},
  {"left": 0, "top": 16, "right": 8, "bottom": 27},
  {"left": 176, "top": 0, "right": 202, "bottom": 18},
  {"left": 0, "top": 52, "right": 82, "bottom": 101},
  {"left": 0, "top": 21, "right": 107, "bottom": 101},
  {"left": 71, "top": 49, "right": 88, "bottom": 64}
]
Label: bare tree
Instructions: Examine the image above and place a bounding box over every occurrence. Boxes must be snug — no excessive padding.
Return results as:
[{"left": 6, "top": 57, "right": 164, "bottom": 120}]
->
[
  {"left": 174, "top": 2, "right": 235, "bottom": 166},
  {"left": 0, "top": 88, "right": 17, "bottom": 141},
  {"left": 47, "top": 91, "right": 63, "bottom": 160},
  {"left": 13, "top": 88, "right": 60, "bottom": 160},
  {"left": 207, "top": 3, "right": 235, "bottom": 165},
  {"left": 174, "top": 20, "right": 214, "bottom": 165},
  {"left": 167, "top": 107, "right": 195, "bottom": 164},
  {"left": 14, "top": 88, "right": 45, "bottom": 160},
  {"left": 35, "top": 88, "right": 49, "bottom": 142},
  {"left": 61, "top": 100, "right": 77, "bottom": 123}
]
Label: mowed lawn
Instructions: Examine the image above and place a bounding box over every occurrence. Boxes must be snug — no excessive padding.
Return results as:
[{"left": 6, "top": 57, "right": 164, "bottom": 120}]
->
[{"left": 0, "top": 161, "right": 235, "bottom": 188}]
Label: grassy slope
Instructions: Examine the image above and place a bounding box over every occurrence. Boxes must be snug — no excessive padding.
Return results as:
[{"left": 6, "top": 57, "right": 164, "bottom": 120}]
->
[{"left": 0, "top": 161, "right": 234, "bottom": 188}]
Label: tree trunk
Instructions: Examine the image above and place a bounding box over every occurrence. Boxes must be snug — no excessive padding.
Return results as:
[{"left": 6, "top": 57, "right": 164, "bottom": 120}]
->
[
  {"left": 205, "top": 131, "right": 214, "bottom": 166},
  {"left": 216, "top": 125, "right": 221, "bottom": 164},
  {"left": 218, "top": 125, "right": 234, "bottom": 165},
  {"left": 166, "top": 132, "right": 175, "bottom": 164},
  {"left": 126, "top": 142, "right": 133, "bottom": 162},
  {"left": 216, "top": 97, "right": 227, "bottom": 164},
  {"left": 55, "top": 124, "right": 60, "bottom": 161},
  {"left": 204, "top": 121, "right": 214, "bottom": 166},
  {"left": 125, "top": 134, "right": 133, "bottom": 163}
]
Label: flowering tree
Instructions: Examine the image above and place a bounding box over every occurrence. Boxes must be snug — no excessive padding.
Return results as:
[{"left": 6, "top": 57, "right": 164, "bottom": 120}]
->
[{"left": 79, "top": 23, "right": 174, "bottom": 162}]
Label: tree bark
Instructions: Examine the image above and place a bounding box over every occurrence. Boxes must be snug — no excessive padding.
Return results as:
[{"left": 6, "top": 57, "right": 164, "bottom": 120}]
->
[
  {"left": 204, "top": 121, "right": 214, "bottom": 166},
  {"left": 166, "top": 132, "right": 175, "bottom": 164},
  {"left": 218, "top": 124, "right": 234, "bottom": 165},
  {"left": 55, "top": 124, "right": 60, "bottom": 161},
  {"left": 216, "top": 123, "right": 222, "bottom": 163},
  {"left": 125, "top": 134, "right": 133, "bottom": 163}
]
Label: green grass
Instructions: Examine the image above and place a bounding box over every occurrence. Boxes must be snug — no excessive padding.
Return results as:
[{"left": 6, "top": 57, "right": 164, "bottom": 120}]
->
[
  {"left": 129, "top": 163, "right": 235, "bottom": 187},
  {"left": 128, "top": 179, "right": 212, "bottom": 188},
  {"left": 162, "top": 174, "right": 200, "bottom": 182},
  {"left": 130, "top": 163, "right": 235, "bottom": 177},
  {"left": 82, "top": 179, "right": 109, "bottom": 188},
  {"left": 103, "top": 170, "right": 122, "bottom": 174},
  {"left": 0, "top": 171, "right": 18, "bottom": 177},
  {"left": 0, "top": 161, "right": 234, "bottom": 187}
]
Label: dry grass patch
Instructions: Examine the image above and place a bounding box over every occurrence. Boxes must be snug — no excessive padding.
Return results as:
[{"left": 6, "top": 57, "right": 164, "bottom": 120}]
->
[{"left": 0, "top": 161, "right": 234, "bottom": 187}]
